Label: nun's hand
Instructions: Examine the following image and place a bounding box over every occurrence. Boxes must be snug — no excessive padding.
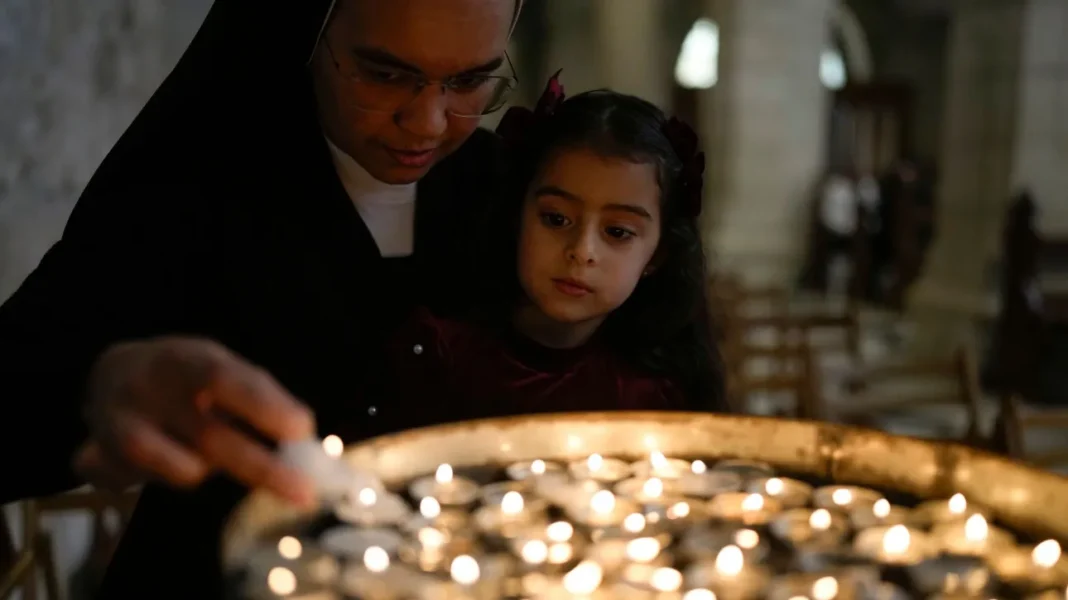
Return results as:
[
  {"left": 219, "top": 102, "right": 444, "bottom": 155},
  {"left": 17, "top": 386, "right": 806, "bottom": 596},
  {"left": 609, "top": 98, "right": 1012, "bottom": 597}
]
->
[{"left": 74, "top": 337, "right": 317, "bottom": 506}]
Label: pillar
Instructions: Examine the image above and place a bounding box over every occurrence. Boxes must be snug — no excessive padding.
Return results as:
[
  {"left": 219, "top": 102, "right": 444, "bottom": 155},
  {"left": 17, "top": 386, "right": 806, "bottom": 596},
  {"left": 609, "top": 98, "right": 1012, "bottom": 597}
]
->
[
  {"left": 907, "top": 0, "right": 1067, "bottom": 355},
  {"left": 541, "top": 0, "right": 603, "bottom": 94},
  {"left": 591, "top": 0, "right": 670, "bottom": 109},
  {"left": 698, "top": 0, "right": 835, "bottom": 286}
]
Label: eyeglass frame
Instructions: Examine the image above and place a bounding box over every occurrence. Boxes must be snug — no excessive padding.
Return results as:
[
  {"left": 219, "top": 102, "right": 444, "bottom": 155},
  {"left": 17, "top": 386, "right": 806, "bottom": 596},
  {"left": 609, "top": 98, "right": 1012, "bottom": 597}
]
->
[{"left": 322, "top": 39, "right": 520, "bottom": 118}]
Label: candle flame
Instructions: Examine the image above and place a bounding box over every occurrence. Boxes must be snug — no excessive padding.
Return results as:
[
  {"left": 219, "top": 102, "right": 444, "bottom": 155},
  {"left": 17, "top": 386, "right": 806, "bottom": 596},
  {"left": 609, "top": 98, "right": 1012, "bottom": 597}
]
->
[
  {"left": 321, "top": 434, "right": 344, "bottom": 458},
  {"left": 734, "top": 529, "right": 760, "bottom": 549},
  {"left": 668, "top": 501, "right": 691, "bottom": 519},
  {"left": 548, "top": 542, "right": 574, "bottom": 564},
  {"left": 547, "top": 521, "right": 574, "bottom": 542},
  {"left": 590, "top": 490, "right": 616, "bottom": 514},
  {"left": 809, "top": 508, "right": 832, "bottom": 531},
  {"left": 521, "top": 540, "right": 548, "bottom": 564},
  {"left": 563, "top": 561, "right": 603, "bottom": 595},
  {"left": 642, "top": 478, "right": 665, "bottom": 498},
  {"left": 623, "top": 513, "right": 647, "bottom": 533},
  {"left": 625, "top": 537, "right": 662, "bottom": 563},
  {"left": 682, "top": 590, "right": 717, "bottom": 600},
  {"left": 812, "top": 576, "right": 839, "bottom": 600},
  {"left": 1033, "top": 540, "right": 1062, "bottom": 568},
  {"left": 948, "top": 493, "right": 967, "bottom": 514},
  {"left": 873, "top": 499, "right": 891, "bottom": 518},
  {"left": 741, "top": 493, "right": 765, "bottom": 512},
  {"left": 764, "top": 478, "right": 785, "bottom": 496},
  {"left": 715, "top": 545, "right": 744, "bottom": 576},
  {"left": 691, "top": 460, "right": 708, "bottom": 474},
  {"left": 267, "top": 567, "right": 297, "bottom": 595},
  {"left": 277, "top": 536, "right": 302, "bottom": 560},
  {"left": 650, "top": 567, "right": 683, "bottom": 592},
  {"left": 435, "top": 464, "right": 453, "bottom": 484},
  {"left": 531, "top": 459, "right": 546, "bottom": 475},
  {"left": 882, "top": 525, "right": 911, "bottom": 555},
  {"left": 831, "top": 488, "right": 853, "bottom": 506},
  {"left": 419, "top": 496, "right": 441, "bottom": 519},
  {"left": 363, "top": 546, "right": 390, "bottom": 573},
  {"left": 450, "top": 555, "right": 480, "bottom": 585},
  {"left": 651, "top": 451, "right": 669, "bottom": 470},
  {"left": 417, "top": 527, "right": 446, "bottom": 549},
  {"left": 964, "top": 514, "right": 988, "bottom": 542},
  {"left": 587, "top": 453, "right": 604, "bottom": 472},
  {"left": 501, "top": 491, "right": 525, "bottom": 515},
  {"left": 357, "top": 487, "right": 377, "bottom": 506}
]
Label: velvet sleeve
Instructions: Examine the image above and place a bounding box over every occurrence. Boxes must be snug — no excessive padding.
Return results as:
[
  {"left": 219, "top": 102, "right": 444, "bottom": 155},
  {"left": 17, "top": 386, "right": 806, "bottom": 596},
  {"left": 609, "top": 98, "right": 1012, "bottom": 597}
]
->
[{"left": 0, "top": 181, "right": 209, "bottom": 503}]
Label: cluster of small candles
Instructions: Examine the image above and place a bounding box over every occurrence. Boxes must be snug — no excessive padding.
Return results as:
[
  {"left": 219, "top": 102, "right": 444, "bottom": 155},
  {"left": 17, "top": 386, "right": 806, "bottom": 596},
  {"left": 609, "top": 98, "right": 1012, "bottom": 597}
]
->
[{"left": 242, "top": 440, "right": 1068, "bottom": 600}]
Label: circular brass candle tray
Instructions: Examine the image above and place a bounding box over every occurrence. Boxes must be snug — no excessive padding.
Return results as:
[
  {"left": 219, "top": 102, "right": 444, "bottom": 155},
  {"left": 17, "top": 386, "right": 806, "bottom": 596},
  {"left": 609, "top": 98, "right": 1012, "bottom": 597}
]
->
[{"left": 222, "top": 412, "right": 1068, "bottom": 598}]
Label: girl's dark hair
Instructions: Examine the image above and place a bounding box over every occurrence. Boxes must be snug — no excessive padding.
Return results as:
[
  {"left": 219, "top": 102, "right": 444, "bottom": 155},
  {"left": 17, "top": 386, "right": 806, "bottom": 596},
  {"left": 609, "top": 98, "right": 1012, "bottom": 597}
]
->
[{"left": 478, "top": 89, "right": 725, "bottom": 412}]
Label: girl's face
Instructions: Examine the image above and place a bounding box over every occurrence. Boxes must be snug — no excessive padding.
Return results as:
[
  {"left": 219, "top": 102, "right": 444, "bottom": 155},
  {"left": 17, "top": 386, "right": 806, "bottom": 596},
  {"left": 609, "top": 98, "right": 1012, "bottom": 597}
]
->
[{"left": 517, "top": 146, "right": 662, "bottom": 328}]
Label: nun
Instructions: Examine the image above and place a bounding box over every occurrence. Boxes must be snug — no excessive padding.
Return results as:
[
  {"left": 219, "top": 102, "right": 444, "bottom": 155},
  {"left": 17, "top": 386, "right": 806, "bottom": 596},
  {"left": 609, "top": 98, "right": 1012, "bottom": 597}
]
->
[{"left": 0, "top": 0, "right": 523, "bottom": 595}]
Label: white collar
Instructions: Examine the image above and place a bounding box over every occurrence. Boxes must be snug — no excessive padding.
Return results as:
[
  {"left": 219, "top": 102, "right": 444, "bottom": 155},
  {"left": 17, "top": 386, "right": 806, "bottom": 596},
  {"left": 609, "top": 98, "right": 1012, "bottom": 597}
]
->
[{"left": 323, "top": 136, "right": 416, "bottom": 202}]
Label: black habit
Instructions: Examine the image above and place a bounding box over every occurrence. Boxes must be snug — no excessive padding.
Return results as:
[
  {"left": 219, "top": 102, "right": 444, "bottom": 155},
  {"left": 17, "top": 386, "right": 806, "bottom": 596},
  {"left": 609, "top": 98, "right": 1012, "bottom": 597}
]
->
[{"left": 0, "top": 1, "right": 503, "bottom": 596}]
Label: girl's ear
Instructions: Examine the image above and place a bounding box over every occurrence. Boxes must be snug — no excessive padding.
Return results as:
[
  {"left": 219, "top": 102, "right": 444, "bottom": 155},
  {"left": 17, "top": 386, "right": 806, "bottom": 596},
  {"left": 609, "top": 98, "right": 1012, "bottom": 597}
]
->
[{"left": 643, "top": 249, "right": 666, "bottom": 277}]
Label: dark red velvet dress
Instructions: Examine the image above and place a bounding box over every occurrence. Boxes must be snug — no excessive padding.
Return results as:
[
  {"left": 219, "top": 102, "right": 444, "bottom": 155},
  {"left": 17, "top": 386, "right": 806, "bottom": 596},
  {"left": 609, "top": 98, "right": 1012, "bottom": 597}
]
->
[{"left": 376, "top": 308, "right": 688, "bottom": 431}]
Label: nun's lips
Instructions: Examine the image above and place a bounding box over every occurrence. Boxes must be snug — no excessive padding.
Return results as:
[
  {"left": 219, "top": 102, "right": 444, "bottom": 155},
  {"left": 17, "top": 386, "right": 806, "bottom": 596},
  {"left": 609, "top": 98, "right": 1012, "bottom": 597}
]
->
[{"left": 383, "top": 145, "right": 437, "bottom": 169}]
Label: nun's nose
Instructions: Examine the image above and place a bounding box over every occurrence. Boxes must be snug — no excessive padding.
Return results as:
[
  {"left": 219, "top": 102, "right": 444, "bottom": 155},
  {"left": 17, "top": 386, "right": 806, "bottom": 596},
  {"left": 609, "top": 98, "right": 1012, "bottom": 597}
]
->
[{"left": 395, "top": 87, "right": 449, "bottom": 140}]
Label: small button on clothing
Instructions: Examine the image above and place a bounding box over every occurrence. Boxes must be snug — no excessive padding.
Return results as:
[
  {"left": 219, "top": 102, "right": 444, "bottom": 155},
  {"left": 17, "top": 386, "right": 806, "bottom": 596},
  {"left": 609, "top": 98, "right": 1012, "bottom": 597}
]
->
[{"left": 413, "top": 344, "right": 424, "bottom": 355}]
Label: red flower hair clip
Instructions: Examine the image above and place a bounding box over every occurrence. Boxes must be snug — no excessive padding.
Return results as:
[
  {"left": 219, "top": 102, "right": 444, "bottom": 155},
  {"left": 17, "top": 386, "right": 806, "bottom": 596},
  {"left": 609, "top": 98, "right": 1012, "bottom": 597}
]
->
[
  {"left": 663, "top": 116, "right": 706, "bottom": 219},
  {"left": 496, "top": 69, "right": 566, "bottom": 149}
]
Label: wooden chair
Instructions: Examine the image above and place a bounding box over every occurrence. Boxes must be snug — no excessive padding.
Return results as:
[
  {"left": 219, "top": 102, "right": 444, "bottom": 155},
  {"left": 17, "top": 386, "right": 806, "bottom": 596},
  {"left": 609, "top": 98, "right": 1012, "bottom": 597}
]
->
[
  {"left": 1, "top": 489, "right": 139, "bottom": 600},
  {"left": 832, "top": 346, "right": 983, "bottom": 443},
  {"left": 727, "top": 335, "right": 824, "bottom": 420},
  {"left": 992, "top": 395, "right": 1068, "bottom": 469}
]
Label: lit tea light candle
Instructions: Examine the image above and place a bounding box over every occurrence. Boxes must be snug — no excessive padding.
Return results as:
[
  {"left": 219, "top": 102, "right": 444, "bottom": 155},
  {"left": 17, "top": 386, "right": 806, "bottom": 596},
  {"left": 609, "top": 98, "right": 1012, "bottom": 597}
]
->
[
  {"left": 569, "top": 453, "right": 631, "bottom": 482},
  {"left": 506, "top": 459, "right": 563, "bottom": 481},
  {"left": 245, "top": 539, "right": 340, "bottom": 597},
  {"left": 746, "top": 477, "right": 812, "bottom": 509},
  {"left": 334, "top": 487, "right": 411, "bottom": 526},
  {"left": 474, "top": 490, "right": 545, "bottom": 537},
  {"left": 400, "top": 496, "right": 470, "bottom": 535},
  {"left": 563, "top": 561, "right": 605, "bottom": 595},
  {"left": 914, "top": 493, "right": 991, "bottom": 527},
  {"left": 812, "top": 485, "right": 883, "bottom": 511},
  {"left": 989, "top": 539, "right": 1068, "bottom": 594},
  {"left": 632, "top": 451, "right": 692, "bottom": 479},
  {"left": 769, "top": 508, "right": 849, "bottom": 549},
  {"left": 764, "top": 574, "right": 858, "bottom": 600},
  {"left": 853, "top": 524, "right": 933, "bottom": 565},
  {"left": 709, "top": 459, "right": 775, "bottom": 481},
  {"left": 933, "top": 513, "right": 1014, "bottom": 556},
  {"left": 567, "top": 489, "right": 639, "bottom": 527},
  {"left": 620, "top": 563, "right": 684, "bottom": 595},
  {"left": 319, "top": 525, "right": 405, "bottom": 560},
  {"left": 684, "top": 544, "right": 772, "bottom": 600},
  {"left": 614, "top": 476, "right": 670, "bottom": 500},
  {"left": 338, "top": 546, "right": 426, "bottom": 600},
  {"left": 408, "top": 464, "right": 480, "bottom": 506},
  {"left": 708, "top": 493, "right": 783, "bottom": 526},
  {"left": 849, "top": 498, "right": 912, "bottom": 529},
  {"left": 321, "top": 435, "right": 344, "bottom": 458},
  {"left": 906, "top": 553, "right": 993, "bottom": 597}
]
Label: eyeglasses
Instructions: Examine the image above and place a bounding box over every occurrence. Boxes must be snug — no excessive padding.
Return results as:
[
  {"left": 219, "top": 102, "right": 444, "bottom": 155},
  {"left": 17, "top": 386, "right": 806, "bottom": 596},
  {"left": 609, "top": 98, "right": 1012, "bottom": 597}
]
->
[{"left": 324, "top": 41, "right": 519, "bottom": 118}]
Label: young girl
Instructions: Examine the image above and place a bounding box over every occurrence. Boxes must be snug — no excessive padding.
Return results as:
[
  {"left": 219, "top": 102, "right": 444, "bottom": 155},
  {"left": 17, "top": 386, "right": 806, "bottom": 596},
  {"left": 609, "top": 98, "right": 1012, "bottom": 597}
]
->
[{"left": 377, "top": 75, "right": 724, "bottom": 432}]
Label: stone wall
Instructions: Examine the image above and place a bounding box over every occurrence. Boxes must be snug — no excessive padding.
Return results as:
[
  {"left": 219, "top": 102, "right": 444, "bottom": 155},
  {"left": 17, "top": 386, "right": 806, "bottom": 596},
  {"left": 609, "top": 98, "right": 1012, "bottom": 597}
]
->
[
  {"left": 0, "top": 2, "right": 210, "bottom": 597},
  {"left": 0, "top": 0, "right": 212, "bottom": 301}
]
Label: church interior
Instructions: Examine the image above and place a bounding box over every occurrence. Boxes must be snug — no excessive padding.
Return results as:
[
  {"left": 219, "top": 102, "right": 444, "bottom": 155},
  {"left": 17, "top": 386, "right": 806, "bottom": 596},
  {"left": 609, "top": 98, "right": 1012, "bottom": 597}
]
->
[{"left": 2, "top": 0, "right": 1067, "bottom": 598}]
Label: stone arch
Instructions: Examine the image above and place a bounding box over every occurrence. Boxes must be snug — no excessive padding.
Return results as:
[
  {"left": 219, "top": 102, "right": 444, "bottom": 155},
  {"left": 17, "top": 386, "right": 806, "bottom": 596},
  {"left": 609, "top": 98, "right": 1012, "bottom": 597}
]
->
[{"left": 831, "top": 3, "right": 874, "bottom": 83}]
